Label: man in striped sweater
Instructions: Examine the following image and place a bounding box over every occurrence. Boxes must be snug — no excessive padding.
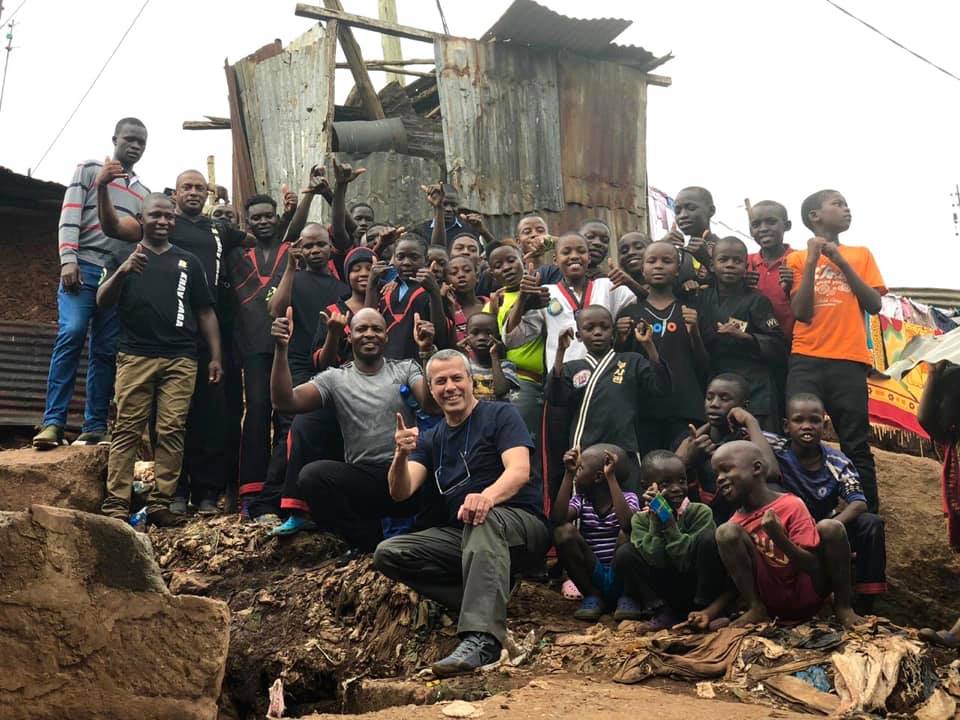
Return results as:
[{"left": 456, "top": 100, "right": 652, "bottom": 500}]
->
[{"left": 33, "top": 118, "right": 149, "bottom": 450}]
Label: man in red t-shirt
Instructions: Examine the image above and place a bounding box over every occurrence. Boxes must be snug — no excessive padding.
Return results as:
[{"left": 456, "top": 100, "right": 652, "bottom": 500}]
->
[{"left": 712, "top": 440, "right": 862, "bottom": 627}]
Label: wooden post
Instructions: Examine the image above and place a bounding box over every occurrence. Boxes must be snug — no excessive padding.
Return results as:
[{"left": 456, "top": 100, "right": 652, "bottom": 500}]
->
[
  {"left": 321, "top": 19, "right": 339, "bottom": 152},
  {"left": 323, "top": 0, "right": 385, "bottom": 120},
  {"left": 378, "top": 0, "right": 403, "bottom": 85}
]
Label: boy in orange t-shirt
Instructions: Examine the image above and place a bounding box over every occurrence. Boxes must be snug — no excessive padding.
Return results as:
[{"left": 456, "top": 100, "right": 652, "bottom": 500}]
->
[{"left": 785, "top": 190, "right": 886, "bottom": 512}]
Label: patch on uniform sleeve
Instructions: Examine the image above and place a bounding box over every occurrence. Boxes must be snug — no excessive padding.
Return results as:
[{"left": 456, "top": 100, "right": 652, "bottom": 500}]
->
[
  {"left": 572, "top": 369, "right": 592, "bottom": 388},
  {"left": 178, "top": 259, "right": 188, "bottom": 269},
  {"left": 547, "top": 299, "right": 563, "bottom": 316},
  {"left": 766, "top": 316, "right": 780, "bottom": 328},
  {"left": 728, "top": 317, "right": 748, "bottom": 332}
]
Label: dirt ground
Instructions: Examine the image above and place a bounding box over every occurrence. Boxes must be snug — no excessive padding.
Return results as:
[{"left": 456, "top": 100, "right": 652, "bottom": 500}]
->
[
  {"left": 144, "top": 442, "right": 958, "bottom": 719},
  {"left": 301, "top": 677, "right": 808, "bottom": 720}
]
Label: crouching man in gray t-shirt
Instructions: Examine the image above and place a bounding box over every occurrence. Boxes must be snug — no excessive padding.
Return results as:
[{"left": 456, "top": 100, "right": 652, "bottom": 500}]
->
[{"left": 271, "top": 307, "right": 437, "bottom": 558}]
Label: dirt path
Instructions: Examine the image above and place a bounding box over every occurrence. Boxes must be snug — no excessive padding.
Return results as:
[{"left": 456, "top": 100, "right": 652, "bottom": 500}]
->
[{"left": 301, "top": 677, "right": 806, "bottom": 719}]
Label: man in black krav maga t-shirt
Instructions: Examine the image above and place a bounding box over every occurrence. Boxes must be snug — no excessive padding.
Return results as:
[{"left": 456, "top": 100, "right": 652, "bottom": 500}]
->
[
  {"left": 374, "top": 349, "right": 549, "bottom": 678},
  {"left": 96, "top": 193, "right": 221, "bottom": 528}
]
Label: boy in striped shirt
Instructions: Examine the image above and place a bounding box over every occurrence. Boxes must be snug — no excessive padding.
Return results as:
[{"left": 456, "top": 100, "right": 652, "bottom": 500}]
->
[
  {"left": 552, "top": 444, "right": 641, "bottom": 621},
  {"left": 34, "top": 118, "right": 149, "bottom": 450}
]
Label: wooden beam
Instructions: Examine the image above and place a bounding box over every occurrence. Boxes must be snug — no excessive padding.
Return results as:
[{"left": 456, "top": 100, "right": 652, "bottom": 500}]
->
[
  {"left": 334, "top": 58, "right": 434, "bottom": 68},
  {"left": 323, "top": 0, "right": 385, "bottom": 121},
  {"left": 183, "top": 119, "right": 231, "bottom": 130},
  {"left": 378, "top": 0, "right": 403, "bottom": 85},
  {"left": 295, "top": 3, "right": 439, "bottom": 43},
  {"left": 321, "top": 19, "right": 339, "bottom": 152},
  {"left": 336, "top": 63, "right": 433, "bottom": 78},
  {"left": 643, "top": 73, "right": 672, "bottom": 87}
]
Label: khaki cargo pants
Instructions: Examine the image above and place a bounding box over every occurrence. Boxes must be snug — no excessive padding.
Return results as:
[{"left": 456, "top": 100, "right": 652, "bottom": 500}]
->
[{"left": 102, "top": 352, "right": 197, "bottom": 517}]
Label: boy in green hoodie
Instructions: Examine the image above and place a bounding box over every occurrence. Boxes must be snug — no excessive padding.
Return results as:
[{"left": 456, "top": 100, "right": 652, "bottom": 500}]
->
[{"left": 612, "top": 450, "right": 730, "bottom": 630}]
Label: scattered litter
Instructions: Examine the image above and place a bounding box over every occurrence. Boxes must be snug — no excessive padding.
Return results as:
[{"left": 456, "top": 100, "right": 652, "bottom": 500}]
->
[
  {"left": 915, "top": 687, "right": 957, "bottom": 720},
  {"left": 794, "top": 664, "right": 831, "bottom": 692},
  {"left": 266, "top": 677, "right": 285, "bottom": 718},
  {"left": 695, "top": 681, "right": 715, "bottom": 698}
]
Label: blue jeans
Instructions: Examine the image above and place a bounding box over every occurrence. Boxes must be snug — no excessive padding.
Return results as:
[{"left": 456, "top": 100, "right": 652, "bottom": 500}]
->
[{"left": 42, "top": 260, "right": 119, "bottom": 432}]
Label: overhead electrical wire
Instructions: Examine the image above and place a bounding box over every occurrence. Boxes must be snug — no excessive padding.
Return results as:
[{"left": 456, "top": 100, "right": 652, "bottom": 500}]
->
[
  {"left": 33, "top": 0, "right": 150, "bottom": 174},
  {"left": 823, "top": 0, "right": 960, "bottom": 84}
]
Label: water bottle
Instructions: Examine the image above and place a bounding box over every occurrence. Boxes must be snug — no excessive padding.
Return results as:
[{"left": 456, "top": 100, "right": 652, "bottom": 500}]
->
[{"left": 129, "top": 507, "right": 148, "bottom": 529}]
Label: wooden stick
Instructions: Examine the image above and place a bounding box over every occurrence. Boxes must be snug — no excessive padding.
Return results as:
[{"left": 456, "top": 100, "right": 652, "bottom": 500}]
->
[
  {"left": 183, "top": 120, "right": 231, "bottom": 130},
  {"left": 335, "top": 63, "right": 434, "bottom": 77},
  {"left": 323, "top": 0, "right": 385, "bottom": 121},
  {"left": 295, "top": 3, "right": 440, "bottom": 43}
]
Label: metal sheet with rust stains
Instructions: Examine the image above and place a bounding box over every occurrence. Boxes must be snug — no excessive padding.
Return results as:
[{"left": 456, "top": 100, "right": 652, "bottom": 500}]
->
[
  {"left": 558, "top": 53, "right": 648, "bottom": 215},
  {"left": 233, "top": 24, "right": 334, "bottom": 218},
  {"left": 0, "top": 321, "right": 88, "bottom": 429},
  {"left": 435, "top": 37, "right": 565, "bottom": 217}
]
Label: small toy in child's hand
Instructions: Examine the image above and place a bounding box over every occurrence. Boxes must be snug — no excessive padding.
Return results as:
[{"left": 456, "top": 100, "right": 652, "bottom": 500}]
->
[{"left": 648, "top": 494, "right": 673, "bottom": 524}]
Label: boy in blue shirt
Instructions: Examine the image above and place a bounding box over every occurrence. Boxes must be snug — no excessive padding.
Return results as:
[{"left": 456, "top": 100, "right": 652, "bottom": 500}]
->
[{"left": 762, "top": 393, "right": 886, "bottom": 604}]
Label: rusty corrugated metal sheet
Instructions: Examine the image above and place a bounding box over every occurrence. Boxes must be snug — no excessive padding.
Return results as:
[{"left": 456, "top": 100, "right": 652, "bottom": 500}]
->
[
  {"left": 311, "top": 151, "right": 443, "bottom": 230},
  {"left": 482, "top": 206, "right": 646, "bottom": 255},
  {"left": 558, "top": 53, "right": 647, "bottom": 215},
  {"left": 0, "top": 321, "right": 87, "bottom": 429},
  {"left": 481, "top": 0, "right": 662, "bottom": 71},
  {"left": 435, "top": 37, "right": 564, "bottom": 217},
  {"left": 233, "top": 25, "right": 335, "bottom": 220}
]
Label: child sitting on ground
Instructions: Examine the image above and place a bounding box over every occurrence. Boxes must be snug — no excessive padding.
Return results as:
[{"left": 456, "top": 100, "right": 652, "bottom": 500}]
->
[
  {"left": 785, "top": 189, "right": 886, "bottom": 512},
  {"left": 713, "top": 440, "right": 862, "bottom": 627},
  {"left": 675, "top": 375, "right": 779, "bottom": 523},
  {"left": 459, "top": 312, "right": 519, "bottom": 402},
  {"left": 615, "top": 240, "right": 707, "bottom": 455},
  {"left": 548, "top": 305, "right": 670, "bottom": 490},
  {"left": 698, "top": 236, "right": 786, "bottom": 430},
  {"left": 612, "top": 450, "right": 730, "bottom": 629},
  {"left": 762, "top": 393, "right": 886, "bottom": 607},
  {"left": 552, "top": 444, "right": 641, "bottom": 621}
]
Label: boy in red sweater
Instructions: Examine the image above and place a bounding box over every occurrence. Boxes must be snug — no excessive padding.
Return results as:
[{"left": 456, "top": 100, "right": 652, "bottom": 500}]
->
[{"left": 713, "top": 440, "right": 861, "bottom": 627}]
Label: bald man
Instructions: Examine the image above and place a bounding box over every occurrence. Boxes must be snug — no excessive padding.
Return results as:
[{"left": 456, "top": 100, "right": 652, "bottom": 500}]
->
[
  {"left": 269, "top": 307, "right": 438, "bottom": 556},
  {"left": 712, "top": 440, "right": 861, "bottom": 628}
]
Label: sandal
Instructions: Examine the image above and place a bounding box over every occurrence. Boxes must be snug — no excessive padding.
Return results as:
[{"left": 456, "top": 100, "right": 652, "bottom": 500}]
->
[
  {"left": 561, "top": 578, "right": 583, "bottom": 601},
  {"left": 635, "top": 608, "right": 683, "bottom": 633}
]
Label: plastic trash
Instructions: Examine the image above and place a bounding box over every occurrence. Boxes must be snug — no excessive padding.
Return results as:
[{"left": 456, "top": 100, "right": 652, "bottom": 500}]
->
[
  {"left": 794, "top": 664, "right": 831, "bottom": 693},
  {"left": 129, "top": 507, "right": 148, "bottom": 529}
]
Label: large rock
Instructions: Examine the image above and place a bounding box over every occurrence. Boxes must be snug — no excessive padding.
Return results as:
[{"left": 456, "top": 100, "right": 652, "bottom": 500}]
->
[
  {"left": 0, "top": 505, "right": 230, "bottom": 720},
  {"left": 0, "top": 446, "right": 107, "bottom": 513}
]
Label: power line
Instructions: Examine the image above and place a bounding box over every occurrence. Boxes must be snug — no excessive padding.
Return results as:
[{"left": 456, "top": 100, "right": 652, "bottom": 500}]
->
[
  {"left": 434, "top": 0, "right": 449, "bottom": 35},
  {"left": 0, "top": 0, "right": 27, "bottom": 25},
  {"left": 823, "top": 0, "right": 960, "bottom": 84},
  {"left": 33, "top": 0, "right": 149, "bottom": 174},
  {"left": 0, "top": 19, "right": 15, "bottom": 113}
]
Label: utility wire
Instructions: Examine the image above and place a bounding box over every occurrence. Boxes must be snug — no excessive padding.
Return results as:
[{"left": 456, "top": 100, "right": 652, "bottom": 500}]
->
[
  {"left": 823, "top": 0, "right": 960, "bottom": 84},
  {"left": 33, "top": 0, "right": 149, "bottom": 174},
  {"left": 0, "top": 0, "right": 27, "bottom": 25},
  {"left": 434, "top": 0, "right": 449, "bottom": 35}
]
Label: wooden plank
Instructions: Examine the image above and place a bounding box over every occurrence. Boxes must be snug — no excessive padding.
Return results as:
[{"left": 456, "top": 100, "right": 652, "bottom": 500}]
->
[
  {"left": 183, "top": 120, "right": 231, "bottom": 130},
  {"left": 643, "top": 73, "right": 672, "bottom": 87},
  {"left": 336, "top": 63, "right": 433, "bottom": 78},
  {"left": 294, "top": 3, "right": 439, "bottom": 43},
  {"left": 223, "top": 60, "right": 256, "bottom": 209},
  {"left": 378, "top": 0, "right": 403, "bottom": 85},
  {"left": 320, "top": 19, "right": 338, "bottom": 153},
  {"left": 323, "top": 0, "right": 385, "bottom": 121}
]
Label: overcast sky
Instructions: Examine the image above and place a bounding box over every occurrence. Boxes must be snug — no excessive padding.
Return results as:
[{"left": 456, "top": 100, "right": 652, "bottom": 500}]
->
[{"left": 1, "top": 0, "right": 958, "bottom": 288}]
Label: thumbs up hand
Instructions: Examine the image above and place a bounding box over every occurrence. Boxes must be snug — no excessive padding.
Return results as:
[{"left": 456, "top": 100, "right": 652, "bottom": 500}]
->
[
  {"left": 394, "top": 412, "right": 419, "bottom": 454},
  {"left": 272, "top": 306, "right": 294, "bottom": 348}
]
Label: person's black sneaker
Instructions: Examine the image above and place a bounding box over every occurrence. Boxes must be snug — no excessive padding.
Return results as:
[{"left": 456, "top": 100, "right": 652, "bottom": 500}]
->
[
  {"left": 147, "top": 508, "right": 188, "bottom": 528},
  {"left": 335, "top": 547, "right": 365, "bottom": 567},
  {"left": 431, "top": 632, "right": 502, "bottom": 677}
]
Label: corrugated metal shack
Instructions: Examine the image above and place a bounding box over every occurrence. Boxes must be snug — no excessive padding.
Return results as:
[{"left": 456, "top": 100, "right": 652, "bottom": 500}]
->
[
  {"left": 224, "top": 0, "right": 671, "bottom": 240},
  {"left": 0, "top": 167, "right": 88, "bottom": 429}
]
